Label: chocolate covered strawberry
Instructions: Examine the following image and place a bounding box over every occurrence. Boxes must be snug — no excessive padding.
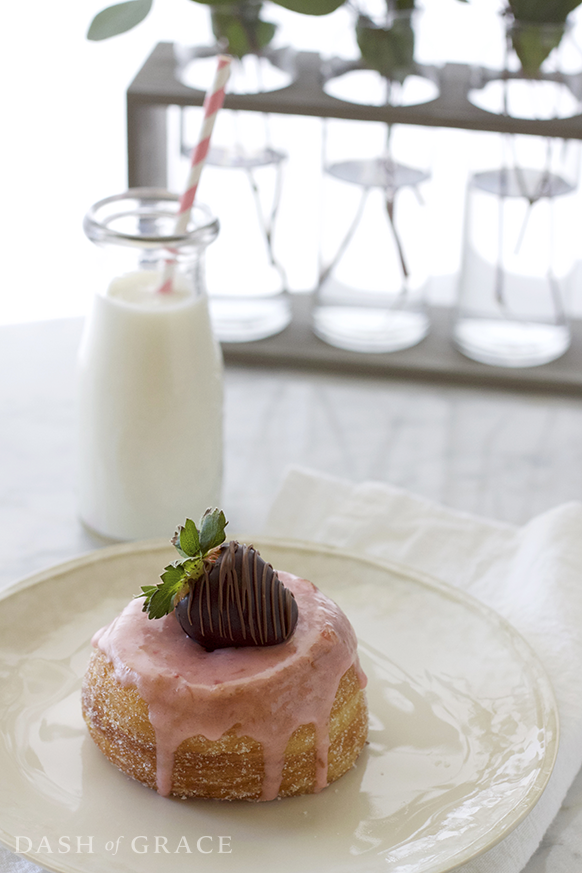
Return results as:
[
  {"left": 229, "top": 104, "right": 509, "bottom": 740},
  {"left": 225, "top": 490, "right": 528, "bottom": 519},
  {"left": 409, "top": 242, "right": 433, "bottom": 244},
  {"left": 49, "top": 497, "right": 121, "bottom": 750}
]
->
[{"left": 136, "top": 509, "right": 298, "bottom": 651}]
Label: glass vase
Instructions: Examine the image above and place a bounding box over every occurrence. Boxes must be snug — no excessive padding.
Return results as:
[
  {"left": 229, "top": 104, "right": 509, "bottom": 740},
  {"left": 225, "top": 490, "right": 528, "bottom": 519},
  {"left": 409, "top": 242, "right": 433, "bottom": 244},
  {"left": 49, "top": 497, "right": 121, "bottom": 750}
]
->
[
  {"left": 79, "top": 189, "right": 223, "bottom": 541},
  {"left": 175, "top": 6, "right": 293, "bottom": 343},
  {"left": 313, "top": 7, "right": 432, "bottom": 353},
  {"left": 455, "top": 16, "right": 582, "bottom": 367}
]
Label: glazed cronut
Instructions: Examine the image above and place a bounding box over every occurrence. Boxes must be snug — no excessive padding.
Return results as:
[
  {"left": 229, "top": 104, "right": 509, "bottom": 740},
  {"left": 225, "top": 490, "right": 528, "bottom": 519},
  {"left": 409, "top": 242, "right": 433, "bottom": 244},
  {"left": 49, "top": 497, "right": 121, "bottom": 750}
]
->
[{"left": 82, "top": 650, "right": 368, "bottom": 800}]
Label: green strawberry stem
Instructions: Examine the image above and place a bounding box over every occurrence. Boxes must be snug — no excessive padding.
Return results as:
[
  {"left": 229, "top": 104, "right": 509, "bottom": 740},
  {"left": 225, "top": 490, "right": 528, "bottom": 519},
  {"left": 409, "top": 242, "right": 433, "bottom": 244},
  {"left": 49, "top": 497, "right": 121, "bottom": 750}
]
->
[{"left": 136, "top": 509, "right": 228, "bottom": 620}]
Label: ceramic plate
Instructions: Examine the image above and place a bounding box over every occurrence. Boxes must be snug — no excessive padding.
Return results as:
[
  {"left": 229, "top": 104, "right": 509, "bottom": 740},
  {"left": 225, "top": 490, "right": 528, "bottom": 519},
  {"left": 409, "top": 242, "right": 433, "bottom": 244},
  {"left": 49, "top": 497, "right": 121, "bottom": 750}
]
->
[{"left": 0, "top": 538, "right": 558, "bottom": 873}]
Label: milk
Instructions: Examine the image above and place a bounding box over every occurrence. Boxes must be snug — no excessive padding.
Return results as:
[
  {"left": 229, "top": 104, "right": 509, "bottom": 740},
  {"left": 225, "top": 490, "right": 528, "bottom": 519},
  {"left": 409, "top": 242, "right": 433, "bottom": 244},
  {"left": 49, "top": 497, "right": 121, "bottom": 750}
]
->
[{"left": 78, "top": 271, "right": 223, "bottom": 541}]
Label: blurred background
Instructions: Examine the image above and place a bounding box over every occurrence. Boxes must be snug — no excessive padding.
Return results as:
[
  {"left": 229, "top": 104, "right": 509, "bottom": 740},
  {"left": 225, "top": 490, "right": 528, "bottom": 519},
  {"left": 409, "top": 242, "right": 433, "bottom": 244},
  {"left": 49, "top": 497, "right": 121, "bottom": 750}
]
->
[{"left": 6, "top": 0, "right": 579, "bottom": 325}]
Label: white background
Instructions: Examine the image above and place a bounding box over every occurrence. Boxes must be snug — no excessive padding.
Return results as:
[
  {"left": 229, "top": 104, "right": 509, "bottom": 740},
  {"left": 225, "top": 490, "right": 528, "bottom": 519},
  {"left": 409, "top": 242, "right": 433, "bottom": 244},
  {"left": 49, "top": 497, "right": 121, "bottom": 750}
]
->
[{"left": 1, "top": 0, "right": 581, "bottom": 325}]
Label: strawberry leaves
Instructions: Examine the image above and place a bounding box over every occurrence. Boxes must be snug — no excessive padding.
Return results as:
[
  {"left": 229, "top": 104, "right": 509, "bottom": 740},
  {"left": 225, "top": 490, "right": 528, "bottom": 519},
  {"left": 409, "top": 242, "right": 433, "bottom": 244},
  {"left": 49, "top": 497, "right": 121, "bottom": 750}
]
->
[
  {"left": 199, "top": 509, "right": 227, "bottom": 554},
  {"left": 175, "top": 518, "right": 201, "bottom": 558},
  {"left": 136, "top": 509, "right": 228, "bottom": 619}
]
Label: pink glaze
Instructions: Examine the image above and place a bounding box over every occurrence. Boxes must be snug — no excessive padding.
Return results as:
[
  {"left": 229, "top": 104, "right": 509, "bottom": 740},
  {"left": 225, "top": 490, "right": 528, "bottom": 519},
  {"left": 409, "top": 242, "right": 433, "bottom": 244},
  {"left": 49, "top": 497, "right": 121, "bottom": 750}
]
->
[{"left": 93, "top": 573, "right": 367, "bottom": 801}]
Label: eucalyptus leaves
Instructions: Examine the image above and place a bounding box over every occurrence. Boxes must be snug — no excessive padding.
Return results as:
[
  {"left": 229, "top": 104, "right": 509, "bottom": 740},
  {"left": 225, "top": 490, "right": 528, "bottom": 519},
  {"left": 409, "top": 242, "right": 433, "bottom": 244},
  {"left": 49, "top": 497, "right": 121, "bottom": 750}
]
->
[
  {"left": 88, "top": 0, "right": 346, "bottom": 48},
  {"left": 355, "top": 0, "right": 416, "bottom": 85},
  {"left": 87, "top": 0, "right": 582, "bottom": 74},
  {"left": 505, "top": 0, "right": 582, "bottom": 76}
]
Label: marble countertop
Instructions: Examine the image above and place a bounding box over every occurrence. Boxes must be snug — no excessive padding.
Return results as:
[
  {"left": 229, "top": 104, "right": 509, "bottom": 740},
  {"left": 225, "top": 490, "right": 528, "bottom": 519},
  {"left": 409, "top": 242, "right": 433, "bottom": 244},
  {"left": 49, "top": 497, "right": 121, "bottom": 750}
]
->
[
  {"left": 2, "top": 315, "right": 582, "bottom": 871},
  {"left": 3, "top": 316, "right": 582, "bottom": 589}
]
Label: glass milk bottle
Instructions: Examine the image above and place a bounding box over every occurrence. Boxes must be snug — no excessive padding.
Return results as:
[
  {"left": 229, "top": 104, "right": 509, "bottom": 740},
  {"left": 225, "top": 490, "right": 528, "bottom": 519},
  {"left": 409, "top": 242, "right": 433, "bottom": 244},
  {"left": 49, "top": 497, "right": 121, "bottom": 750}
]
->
[{"left": 79, "top": 189, "right": 223, "bottom": 541}]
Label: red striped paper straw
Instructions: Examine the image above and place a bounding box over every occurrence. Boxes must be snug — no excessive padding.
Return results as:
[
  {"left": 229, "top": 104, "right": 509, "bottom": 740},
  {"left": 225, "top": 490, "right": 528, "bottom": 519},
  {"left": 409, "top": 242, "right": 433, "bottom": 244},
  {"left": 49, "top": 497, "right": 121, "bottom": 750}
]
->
[{"left": 158, "top": 54, "right": 232, "bottom": 293}]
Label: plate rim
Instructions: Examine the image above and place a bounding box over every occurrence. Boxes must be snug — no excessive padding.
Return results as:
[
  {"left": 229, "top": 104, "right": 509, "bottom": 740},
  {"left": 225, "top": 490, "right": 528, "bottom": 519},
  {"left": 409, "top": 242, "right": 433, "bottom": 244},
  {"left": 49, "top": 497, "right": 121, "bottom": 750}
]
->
[{"left": 0, "top": 535, "right": 560, "bottom": 873}]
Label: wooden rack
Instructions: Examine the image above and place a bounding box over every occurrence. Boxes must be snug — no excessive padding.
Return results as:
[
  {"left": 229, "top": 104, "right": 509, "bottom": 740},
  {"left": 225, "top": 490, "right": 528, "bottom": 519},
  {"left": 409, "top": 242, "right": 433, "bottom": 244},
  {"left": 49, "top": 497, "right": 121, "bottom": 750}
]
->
[{"left": 126, "top": 42, "right": 582, "bottom": 394}]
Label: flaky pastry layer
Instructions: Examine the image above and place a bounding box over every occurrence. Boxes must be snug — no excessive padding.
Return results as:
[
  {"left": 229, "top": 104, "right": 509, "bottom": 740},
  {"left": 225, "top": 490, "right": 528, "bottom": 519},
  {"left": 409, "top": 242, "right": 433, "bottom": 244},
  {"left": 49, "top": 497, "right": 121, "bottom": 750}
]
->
[{"left": 82, "top": 649, "right": 368, "bottom": 800}]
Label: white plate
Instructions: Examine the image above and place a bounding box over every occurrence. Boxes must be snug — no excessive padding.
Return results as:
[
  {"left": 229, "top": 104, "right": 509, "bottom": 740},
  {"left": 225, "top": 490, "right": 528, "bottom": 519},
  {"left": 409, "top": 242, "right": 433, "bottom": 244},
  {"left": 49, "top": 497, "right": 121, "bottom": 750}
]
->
[{"left": 0, "top": 538, "right": 558, "bottom": 873}]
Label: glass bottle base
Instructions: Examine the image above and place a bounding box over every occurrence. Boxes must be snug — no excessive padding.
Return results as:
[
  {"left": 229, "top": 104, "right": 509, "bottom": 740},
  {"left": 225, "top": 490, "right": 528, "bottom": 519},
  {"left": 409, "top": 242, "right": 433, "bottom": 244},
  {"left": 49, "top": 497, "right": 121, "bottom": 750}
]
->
[
  {"left": 454, "top": 317, "right": 570, "bottom": 367},
  {"left": 313, "top": 305, "right": 429, "bottom": 353},
  {"left": 209, "top": 296, "right": 292, "bottom": 343}
]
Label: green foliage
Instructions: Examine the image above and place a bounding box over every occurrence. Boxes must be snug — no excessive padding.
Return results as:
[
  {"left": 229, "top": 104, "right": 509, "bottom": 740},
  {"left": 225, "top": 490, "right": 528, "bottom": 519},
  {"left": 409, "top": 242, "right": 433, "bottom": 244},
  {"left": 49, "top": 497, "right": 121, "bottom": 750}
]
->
[
  {"left": 88, "top": 0, "right": 345, "bottom": 42},
  {"left": 176, "top": 517, "right": 200, "bottom": 557},
  {"left": 136, "top": 509, "right": 228, "bottom": 619},
  {"left": 510, "top": 21, "right": 565, "bottom": 75},
  {"left": 356, "top": 13, "right": 415, "bottom": 84},
  {"left": 138, "top": 563, "right": 193, "bottom": 619},
  {"left": 210, "top": 5, "right": 277, "bottom": 57},
  {"left": 508, "top": 0, "right": 581, "bottom": 24},
  {"left": 195, "top": 0, "right": 343, "bottom": 8},
  {"left": 199, "top": 508, "right": 228, "bottom": 554},
  {"left": 271, "top": 0, "right": 344, "bottom": 14},
  {"left": 87, "top": 0, "right": 153, "bottom": 40},
  {"left": 505, "top": 0, "right": 580, "bottom": 75}
]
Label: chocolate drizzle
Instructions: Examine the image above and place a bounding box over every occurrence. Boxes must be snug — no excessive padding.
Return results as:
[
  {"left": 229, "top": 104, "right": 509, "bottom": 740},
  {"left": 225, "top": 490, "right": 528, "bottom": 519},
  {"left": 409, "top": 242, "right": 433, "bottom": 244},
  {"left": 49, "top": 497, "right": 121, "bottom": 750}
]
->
[{"left": 175, "top": 541, "right": 298, "bottom": 651}]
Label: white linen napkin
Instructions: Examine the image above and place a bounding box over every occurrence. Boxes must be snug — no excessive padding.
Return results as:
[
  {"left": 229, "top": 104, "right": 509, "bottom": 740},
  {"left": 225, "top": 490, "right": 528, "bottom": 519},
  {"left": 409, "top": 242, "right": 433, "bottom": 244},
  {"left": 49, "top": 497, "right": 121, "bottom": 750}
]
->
[
  {"left": 264, "top": 466, "right": 582, "bottom": 873},
  {"left": 0, "top": 855, "right": 43, "bottom": 873}
]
